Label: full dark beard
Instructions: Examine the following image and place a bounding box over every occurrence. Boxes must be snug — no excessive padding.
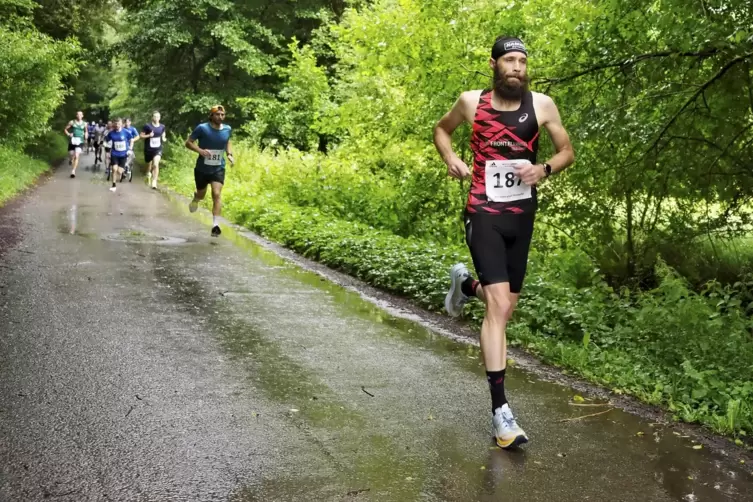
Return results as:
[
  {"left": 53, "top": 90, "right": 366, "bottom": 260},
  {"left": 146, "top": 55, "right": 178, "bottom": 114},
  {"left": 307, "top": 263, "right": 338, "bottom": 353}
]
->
[{"left": 493, "top": 66, "right": 529, "bottom": 101}]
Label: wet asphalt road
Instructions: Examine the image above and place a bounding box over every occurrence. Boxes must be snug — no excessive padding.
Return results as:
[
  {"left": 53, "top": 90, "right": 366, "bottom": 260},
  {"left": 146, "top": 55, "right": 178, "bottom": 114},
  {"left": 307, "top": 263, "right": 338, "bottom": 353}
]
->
[{"left": 1, "top": 156, "right": 753, "bottom": 502}]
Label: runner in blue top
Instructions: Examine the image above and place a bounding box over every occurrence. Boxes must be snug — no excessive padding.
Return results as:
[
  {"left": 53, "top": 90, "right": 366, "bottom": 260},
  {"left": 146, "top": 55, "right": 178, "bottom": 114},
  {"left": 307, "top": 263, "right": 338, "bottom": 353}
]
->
[
  {"left": 140, "top": 111, "right": 167, "bottom": 190},
  {"left": 104, "top": 118, "right": 134, "bottom": 193},
  {"left": 184, "top": 105, "right": 235, "bottom": 237}
]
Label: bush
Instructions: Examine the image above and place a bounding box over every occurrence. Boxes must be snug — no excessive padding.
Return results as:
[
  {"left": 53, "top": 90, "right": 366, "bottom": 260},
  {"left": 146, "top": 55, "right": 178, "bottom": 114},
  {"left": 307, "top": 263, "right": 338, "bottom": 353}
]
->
[
  {"left": 0, "top": 146, "right": 51, "bottom": 206},
  {"left": 0, "top": 26, "right": 79, "bottom": 148},
  {"left": 24, "top": 131, "right": 69, "bottom": 164},
  {"left": 159, "top": 140, "right": 753, "bottom": 439}
]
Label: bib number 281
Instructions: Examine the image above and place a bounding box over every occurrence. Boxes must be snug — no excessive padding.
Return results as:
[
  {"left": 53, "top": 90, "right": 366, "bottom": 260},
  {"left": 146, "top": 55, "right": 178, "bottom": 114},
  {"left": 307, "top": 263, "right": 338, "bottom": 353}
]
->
[{"left": 485, "top": 160, "right": 532, "bottom": 203}]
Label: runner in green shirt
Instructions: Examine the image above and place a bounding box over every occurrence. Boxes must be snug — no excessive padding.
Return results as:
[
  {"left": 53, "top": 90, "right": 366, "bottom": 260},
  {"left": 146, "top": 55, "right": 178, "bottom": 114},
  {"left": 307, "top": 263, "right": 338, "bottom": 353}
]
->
[{"left": 64, "top": 111, "right": 88, "bottom": 178}]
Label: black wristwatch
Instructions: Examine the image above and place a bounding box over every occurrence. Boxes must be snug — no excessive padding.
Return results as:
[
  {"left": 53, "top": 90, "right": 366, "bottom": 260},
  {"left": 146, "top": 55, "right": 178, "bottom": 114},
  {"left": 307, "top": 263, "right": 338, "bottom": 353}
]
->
[{"left": 543, "top": 163, "right": 552, "bottom": 177}]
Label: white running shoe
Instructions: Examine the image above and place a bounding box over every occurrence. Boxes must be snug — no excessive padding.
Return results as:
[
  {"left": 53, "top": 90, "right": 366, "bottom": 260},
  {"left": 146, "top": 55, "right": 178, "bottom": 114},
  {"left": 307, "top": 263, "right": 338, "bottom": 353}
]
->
[
  {"left": 109, "top": 186, "right": 117, "bottom": 193},
  {"left": 146, "top": 171, "right": 152, "bottom": 184},
  {"left": 493, "top": 404, "right": 528, "bottom": 449},
  {"left": 151, "top": 180, "right": 157, "bottom": 190},
  {"left": 444, "top": 263, "right": 471, "bottom": 317},
  {"left": 189, "top": 198, "right": 199, "bottom": 213}
]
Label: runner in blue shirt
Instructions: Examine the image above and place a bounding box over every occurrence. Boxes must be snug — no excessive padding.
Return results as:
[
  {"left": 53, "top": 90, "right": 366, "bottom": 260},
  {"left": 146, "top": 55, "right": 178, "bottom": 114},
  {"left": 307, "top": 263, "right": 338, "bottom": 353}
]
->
[
  {"left": 184, "top": 105, "right": 235, "bottom": 237},
  {"left": 104, "top": 118, "right": 134, "bottom": 193},
  {"left": 140, "top": 111, "right": 167, "bottom": 190}
]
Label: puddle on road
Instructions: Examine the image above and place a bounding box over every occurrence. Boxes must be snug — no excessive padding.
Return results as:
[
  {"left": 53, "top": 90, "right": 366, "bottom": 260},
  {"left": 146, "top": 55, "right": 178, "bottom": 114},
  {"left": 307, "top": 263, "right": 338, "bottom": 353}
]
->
[{"left": 101, "top": 231, "right": 187, "bottom": 245}]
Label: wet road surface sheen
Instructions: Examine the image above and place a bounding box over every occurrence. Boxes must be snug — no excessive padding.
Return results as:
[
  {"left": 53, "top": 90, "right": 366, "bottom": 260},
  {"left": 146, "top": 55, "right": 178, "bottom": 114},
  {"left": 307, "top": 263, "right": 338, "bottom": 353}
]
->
[{"left": 1, "top": 159, "right": 752, "bottom": 501}]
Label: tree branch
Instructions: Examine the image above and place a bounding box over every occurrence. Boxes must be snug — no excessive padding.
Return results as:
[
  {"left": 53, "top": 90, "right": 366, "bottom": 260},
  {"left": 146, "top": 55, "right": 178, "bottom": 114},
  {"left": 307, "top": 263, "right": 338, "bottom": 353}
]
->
[
  {"left": 537, "top": 49, "right": 721, "bottom": 85},
  {"left": 460, "top": 63, "right": 491, "bottom": 80},
  {"left": 643, "top": 52, "right": 753, "bottom": 155}
]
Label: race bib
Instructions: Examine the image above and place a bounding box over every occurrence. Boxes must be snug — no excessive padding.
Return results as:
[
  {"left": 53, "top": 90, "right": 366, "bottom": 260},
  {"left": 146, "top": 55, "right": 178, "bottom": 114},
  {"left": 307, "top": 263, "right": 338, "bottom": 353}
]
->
[
  {"left": 485, "top": 159, "right": 532, "bottom": 203},
  {"left": 114, "top": 141, "right": 127, "bottom": 152},
  {"left": 204, "top": 149, "right": 224, "bottom": 166},
  {"left": 149, "top": 137, "right": 161, "bottom": 148},
  {"left": 71, "top": 137, "right": 82, "bottom": 146}
]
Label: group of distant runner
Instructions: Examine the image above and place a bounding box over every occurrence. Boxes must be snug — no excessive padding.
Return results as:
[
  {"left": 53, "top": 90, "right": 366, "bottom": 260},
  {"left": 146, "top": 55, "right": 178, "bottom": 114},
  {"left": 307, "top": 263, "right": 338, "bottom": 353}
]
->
[
  {"left": 65, "top": 113, "right": 165, "bottom": 191},
  {"left": 62, "top": 36, "right": 575, "bottom": 450},
  {"left": 64, "top": 106, "right": 232, "bottom": 237}
]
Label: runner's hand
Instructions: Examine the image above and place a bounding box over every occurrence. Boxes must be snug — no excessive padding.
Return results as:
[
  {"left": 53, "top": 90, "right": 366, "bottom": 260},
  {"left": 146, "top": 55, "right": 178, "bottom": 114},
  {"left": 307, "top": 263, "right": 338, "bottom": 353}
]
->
[
  {"left": 199, "top": 149, "right": 211, "bottom": 158},
  {"left": 227, "top": 154, "right": 235, "bottom": 166},
  {"left": 446, "top": 156, "right": 471, "bottom": 179},
  {"left": 517, "top": 162, "right": 545, "bottom": 186}
]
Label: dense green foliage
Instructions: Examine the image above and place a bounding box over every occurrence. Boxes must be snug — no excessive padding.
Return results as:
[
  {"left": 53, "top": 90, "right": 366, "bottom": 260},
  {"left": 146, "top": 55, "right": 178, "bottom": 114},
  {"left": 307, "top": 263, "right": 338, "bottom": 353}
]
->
[
  {"left": 158, "top": 141, "right": 753, "bottom": 438},
  {"left": 118, "top": 0, "right": 349, "bottom": 130},
  {"left": 31, "top": 0, "right": 119, "bottom": 123},
  {"left": 0, "top": 0, "right": 79, "bottom": 148}
]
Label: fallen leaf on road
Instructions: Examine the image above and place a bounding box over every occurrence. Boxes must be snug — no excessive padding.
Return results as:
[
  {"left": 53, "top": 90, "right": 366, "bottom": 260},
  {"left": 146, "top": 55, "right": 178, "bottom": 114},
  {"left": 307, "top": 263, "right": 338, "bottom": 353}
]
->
[
  {"left": 735, "top": 439, "right": 744, "bottom": 446},
  {"left": 427, "top": 415, "right": 434, "bottom": 421},
  {"left": 480, "top": 466, "right": 486, "bottom": 470},
  {"left": 637, "top": 432, "right": 645, "bottom": 436},
  {"left": 692, "top": 444, "right": 703, "bottom": 450},
  {"left": 572, "top": 395, "right": 585, "bottom": 403},
  {"left": 405, "top": 477, "right": 413, "bottom": 482},
  {"left": 289, "top": 409, "right": 299, "bottom": 413}
]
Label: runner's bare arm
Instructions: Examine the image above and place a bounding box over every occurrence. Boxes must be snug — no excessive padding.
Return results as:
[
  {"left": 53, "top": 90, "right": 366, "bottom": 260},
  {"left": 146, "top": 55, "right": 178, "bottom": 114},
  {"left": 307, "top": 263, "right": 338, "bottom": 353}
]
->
[
  {"left": 226, "top": 139, "right": 235, "bottom": 165},
  {"left": 64, "top": 121, "right": 72, "bottom": 137},
  {"left": 539, "top": 95, "right": 574, "bottom": 174},
  {"left": 185, "top": 135, "right": 210, "bottom": 158},
  {"left": 434, "top": 92, "right": 478, "bottom": 178},
  {"left": 434, "top": 92, "right": 475, "bottom": 163}
]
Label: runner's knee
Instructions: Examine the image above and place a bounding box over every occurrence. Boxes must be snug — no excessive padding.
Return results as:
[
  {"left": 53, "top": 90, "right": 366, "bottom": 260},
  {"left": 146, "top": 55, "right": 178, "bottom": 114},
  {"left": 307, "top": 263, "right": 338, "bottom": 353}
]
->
[{"left": 484, "top": 288, "right": 512, "bottom": 321}]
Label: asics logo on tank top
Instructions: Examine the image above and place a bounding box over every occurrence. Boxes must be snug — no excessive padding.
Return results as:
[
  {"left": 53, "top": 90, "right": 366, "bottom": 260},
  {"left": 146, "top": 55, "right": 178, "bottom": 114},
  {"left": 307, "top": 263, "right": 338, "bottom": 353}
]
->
[{"left": 467, "top": 90, "right": 540, "bottom": 215}]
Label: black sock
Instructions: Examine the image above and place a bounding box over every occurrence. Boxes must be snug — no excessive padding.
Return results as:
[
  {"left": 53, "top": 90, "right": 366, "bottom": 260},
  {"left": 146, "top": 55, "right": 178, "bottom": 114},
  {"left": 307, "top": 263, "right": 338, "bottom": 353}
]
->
[
  {"left": 112, "top": 182, "right": 116, "bottom": 187},
  {"left": 487, "top": 369, "right": 507, "bottom": 414},
  {"left": 461, "top": 276, "right": 479, "bottom": 297}
]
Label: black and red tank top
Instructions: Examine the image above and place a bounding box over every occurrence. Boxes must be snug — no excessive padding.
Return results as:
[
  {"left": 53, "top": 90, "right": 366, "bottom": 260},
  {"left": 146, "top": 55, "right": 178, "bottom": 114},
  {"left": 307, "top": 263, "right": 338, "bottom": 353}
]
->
[{"left": 467, "top": 90, "right": 540, "bottom": 215}]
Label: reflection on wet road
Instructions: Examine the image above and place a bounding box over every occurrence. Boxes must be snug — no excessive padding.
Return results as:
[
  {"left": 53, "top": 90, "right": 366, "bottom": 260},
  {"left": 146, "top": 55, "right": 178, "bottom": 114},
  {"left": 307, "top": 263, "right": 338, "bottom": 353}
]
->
[{"left": 1, "top": 159, "right": 751, "bottom": 501}]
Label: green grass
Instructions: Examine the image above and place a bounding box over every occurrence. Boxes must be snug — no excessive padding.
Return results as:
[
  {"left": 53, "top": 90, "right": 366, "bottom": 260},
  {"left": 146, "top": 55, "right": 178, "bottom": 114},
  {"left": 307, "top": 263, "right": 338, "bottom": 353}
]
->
[
  {"left": 158, "top": 140, "right": 753, "bottom": 442},
  {"left": 0, "top": 145, "right": 53, "bottom": 207},
  {"left": 0, "top": 132, "right": 68, "bottom": 207}
]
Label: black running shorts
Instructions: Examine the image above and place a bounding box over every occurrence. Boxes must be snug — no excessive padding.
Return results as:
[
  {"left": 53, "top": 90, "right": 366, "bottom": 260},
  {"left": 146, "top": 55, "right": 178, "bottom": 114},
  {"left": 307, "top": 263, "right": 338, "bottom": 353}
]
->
[
  {"left": 110, "top": 155, "right": 127, "bottom": 168},
  {"left": 464, "top": 212, "right": 535, "bottom": 293},
  {"left": 194, "top": 168, "right": 225, "bottom": 190},
  {"left": 68, "top": 142, "right": 82, "bottom": 152},
  {"left": 145, "top": 149, "right": 163, "bottom": 163}
]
